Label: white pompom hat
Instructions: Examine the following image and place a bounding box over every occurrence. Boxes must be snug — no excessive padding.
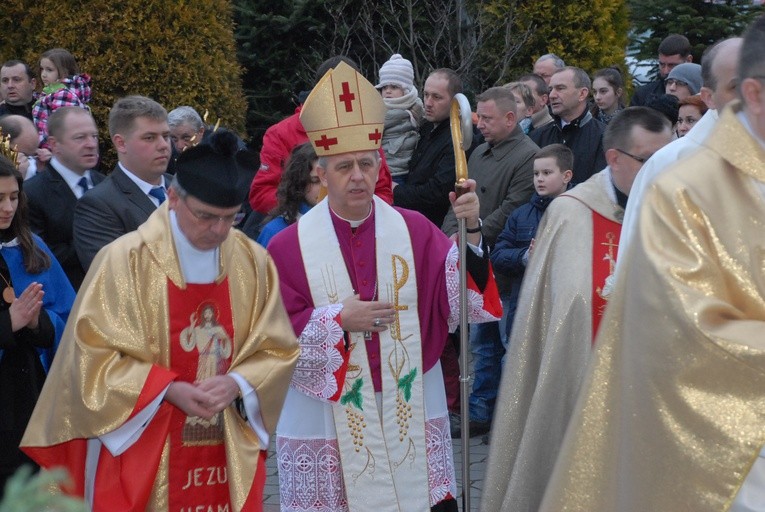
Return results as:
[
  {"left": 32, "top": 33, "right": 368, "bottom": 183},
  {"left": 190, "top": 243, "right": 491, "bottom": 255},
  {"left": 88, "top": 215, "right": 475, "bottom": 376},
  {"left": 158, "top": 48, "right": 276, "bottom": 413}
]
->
[{"left": 376, "top": 54, "right": 414, "bottom": 91}]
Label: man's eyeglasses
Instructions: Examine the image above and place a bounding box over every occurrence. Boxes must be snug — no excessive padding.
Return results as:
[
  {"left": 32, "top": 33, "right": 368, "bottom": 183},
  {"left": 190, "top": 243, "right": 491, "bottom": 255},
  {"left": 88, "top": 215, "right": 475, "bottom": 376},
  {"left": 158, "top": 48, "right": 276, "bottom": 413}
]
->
[
  {"left": 615, "top": 148, "right": 648, "bottom": 164},
  {"left": 665, "top": 78, "right": 688, "bottom": 88},
  {"left": 183, "top": 197, "right": 245, "bottom": 225}
]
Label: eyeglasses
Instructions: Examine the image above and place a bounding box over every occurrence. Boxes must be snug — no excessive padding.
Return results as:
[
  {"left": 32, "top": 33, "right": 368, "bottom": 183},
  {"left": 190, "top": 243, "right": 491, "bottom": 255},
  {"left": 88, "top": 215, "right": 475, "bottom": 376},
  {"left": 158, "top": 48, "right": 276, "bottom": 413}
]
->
[
  {"left": 182, "top": 196, "right": 245, "bottom": 225},
  {"left": 665, "top": 78, "right": 688, "bottom": 88},
  {"left": 615, "top": 148, "right": 648, "bottom": 164}
]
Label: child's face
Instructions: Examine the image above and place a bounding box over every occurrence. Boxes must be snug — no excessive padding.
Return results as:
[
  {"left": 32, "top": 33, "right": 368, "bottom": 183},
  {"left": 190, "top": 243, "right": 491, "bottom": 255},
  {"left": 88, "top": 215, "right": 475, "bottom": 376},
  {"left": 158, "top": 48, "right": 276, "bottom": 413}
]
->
[
  {"left": 533, "top": 157, "right": 571, "bottom": 197},
  {"left": 512, "top": 92, "right": 533, "bottom": 118},
  {"left": 593, "top": 77, "right": 620, "bottom": 112},
  {"left": 381, "top": 84, "right": 405, "bottom": 99},
  {"left": 40, "top": 58, "right": 59, "bottom": 86}
]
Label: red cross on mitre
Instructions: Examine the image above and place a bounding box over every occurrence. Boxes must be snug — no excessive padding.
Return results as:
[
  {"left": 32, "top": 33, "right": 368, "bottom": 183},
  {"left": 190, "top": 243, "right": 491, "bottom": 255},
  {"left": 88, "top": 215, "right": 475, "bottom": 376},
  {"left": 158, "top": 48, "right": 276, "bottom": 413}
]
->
[
  {"left": 338, "top": 82, "right": 356, "bottom": 112},
  {"left": 315, "top": 134, "right": 339, "bottom": 151},
  {"left": 368, "top": 128, "right": 382, "bottom": 144}
]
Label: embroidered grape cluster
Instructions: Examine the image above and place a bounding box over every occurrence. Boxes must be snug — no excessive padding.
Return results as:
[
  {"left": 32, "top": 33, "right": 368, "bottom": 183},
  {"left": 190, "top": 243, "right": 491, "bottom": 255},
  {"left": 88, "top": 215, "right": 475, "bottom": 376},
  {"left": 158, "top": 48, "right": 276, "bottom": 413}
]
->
[
  {"left": 396, "top": 393, "right": 413, "bottom": 441},
  {"left": 346, "top": 408, "right": 366, "bottom": 452}
]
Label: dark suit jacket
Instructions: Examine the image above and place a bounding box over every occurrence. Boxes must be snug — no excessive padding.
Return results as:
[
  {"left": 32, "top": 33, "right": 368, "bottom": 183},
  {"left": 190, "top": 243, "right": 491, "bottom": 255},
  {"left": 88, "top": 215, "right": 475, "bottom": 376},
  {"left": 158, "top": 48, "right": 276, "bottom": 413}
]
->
[
  {"left": 25, "top": 162, "right": 105, "bottom": 290},
  {"left": 73, "top": 166, "right": 172, "bottom": 271}
]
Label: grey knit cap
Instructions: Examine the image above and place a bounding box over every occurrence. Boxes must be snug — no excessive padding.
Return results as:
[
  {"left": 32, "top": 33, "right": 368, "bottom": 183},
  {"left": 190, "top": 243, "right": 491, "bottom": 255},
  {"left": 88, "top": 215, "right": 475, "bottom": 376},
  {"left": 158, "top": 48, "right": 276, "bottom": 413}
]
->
[
  {"left": 667, "top": 63, "right": 702, "bottom": 95},
  {"left": 376, "top": 54, "right": 414, "bottom": 91}
]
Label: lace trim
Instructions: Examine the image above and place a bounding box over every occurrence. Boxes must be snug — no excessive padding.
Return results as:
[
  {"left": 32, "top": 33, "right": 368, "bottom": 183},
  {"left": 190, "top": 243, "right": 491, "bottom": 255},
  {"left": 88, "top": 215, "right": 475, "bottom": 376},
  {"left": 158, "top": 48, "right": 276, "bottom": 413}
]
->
[
  {"left": 426, "top": 414, "right": 458, "bottom": 505},
  {"left": 276, "top": 415, "right": 456, "bottom": 511},
  {"left": 277, "top": 437, "right": 349, "bottom": 512},
  {"left": 445, "top": 244, "right": 499, "bottom": 331},
  {"left": 291, "top": 304, "right": 345, "bottom": 400}
]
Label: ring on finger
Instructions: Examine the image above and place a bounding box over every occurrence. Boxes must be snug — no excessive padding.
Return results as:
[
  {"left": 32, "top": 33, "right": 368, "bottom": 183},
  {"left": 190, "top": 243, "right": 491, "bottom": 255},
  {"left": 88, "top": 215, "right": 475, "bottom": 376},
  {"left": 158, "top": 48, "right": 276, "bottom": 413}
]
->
[{"left": 373, "top": 318, "right": 381, "bottom": 327}]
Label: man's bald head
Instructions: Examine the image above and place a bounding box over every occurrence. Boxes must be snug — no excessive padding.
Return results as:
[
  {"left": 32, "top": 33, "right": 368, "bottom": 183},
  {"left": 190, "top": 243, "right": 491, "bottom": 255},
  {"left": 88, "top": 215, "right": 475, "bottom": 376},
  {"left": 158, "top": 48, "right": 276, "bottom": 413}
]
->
[
  {"left": 700, "top": 38, "right": 743, "bottom": 110},
  {"left": 0, "top": 115, "right": 38, "bottom": 156}
]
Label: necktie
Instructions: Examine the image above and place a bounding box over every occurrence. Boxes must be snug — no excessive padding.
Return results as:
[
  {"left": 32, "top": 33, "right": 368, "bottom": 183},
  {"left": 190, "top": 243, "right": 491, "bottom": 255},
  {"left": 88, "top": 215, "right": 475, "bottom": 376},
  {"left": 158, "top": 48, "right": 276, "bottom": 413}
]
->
[
  {"left": 149, "top": 186, "right": 166, "bottom": 205},
  {"left": 77, "top": 176, "right": 90, "bottom": 195}
]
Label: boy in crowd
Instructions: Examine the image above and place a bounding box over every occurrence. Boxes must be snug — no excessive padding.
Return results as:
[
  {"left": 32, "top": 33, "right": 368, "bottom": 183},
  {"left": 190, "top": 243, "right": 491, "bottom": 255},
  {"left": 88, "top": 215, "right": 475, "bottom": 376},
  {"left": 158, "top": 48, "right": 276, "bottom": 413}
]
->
[{"left": 490, "top": 143, "right": 573, "bottom": 341}]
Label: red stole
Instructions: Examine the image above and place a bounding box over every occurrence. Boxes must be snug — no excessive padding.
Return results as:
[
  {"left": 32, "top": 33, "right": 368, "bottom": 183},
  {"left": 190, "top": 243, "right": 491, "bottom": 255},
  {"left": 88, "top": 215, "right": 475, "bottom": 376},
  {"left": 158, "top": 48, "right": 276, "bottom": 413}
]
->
[
  {"left": 167, "top": 279, "right": 234, "bottom": 511},
  {"left": 591, "top": 211, "right": 621, "bottom": 344}
]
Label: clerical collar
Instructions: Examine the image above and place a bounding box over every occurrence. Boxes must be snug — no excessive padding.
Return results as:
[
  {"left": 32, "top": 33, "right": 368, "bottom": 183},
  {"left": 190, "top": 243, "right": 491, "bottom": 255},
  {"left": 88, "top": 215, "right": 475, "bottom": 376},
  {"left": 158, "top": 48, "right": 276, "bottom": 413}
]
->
[
  {"left": 330, "top": 204, "right": 373, "bottom": 228},
  {"left": 169, "top": 210, "right": 219, "bottom": 284}
]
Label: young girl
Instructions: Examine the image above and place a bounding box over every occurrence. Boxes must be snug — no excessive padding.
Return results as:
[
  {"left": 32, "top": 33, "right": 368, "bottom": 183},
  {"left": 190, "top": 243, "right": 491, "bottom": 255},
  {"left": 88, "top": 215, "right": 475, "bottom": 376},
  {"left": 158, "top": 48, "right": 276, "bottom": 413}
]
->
[
  {"left": 590, "top": 67, "right": 625, "bottom": 125},
  {"left": 505, "top": 82, "right": 535, "bottom": 133},
  {"left": 375, "top": 54, "right": 423, "bottom": 184},
  {"left": 32, "top": 48, "right": 91, "bottom": 148}
]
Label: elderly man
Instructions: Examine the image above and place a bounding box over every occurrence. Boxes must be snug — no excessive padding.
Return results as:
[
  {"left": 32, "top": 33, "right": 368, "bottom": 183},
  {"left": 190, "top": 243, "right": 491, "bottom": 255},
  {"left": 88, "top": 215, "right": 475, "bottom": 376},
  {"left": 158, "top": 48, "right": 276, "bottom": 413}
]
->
[
  {"left": 481, "top": 107, "right": 673, "bottom": 512},
  {"left": 73, "top": 95, "right": 173, "bottom": 270},
  {"left": 25, "top": 107, "right": 105, "bottom": 289},
  {"left": 166, "top": 105, "right": 248, "bottom": 181},
  {"left": 22, "top": 130, "right": 299, "bottom": 511},
  {"left": 441, "top": 86, "right": 538, "bottom": 437},
  {"left": 0, "top": 60, "right": 37, "bottom": 119},
  {"left": 530, "top": 66, "right": 607, "bottom": 183},
  {"left": 267, "top": 62, "right": 500, "bottom": 512},
  {"left": 533, "top": 54, "right": 565, "bottom": 85},
  {"left": 536, "top": 15, "right": 765, "bottom": 512},
  {"left": 167, "top": 105, "right": 207, "bottom": 153}
]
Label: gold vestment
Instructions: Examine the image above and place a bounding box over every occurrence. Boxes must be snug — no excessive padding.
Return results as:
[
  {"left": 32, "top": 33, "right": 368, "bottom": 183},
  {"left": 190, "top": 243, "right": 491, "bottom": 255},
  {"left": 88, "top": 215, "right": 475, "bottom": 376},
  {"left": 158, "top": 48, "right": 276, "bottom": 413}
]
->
[
  {"left": 22, "top": 205, "right": 299, "bottom": 511},
  {"left": 481, "top": 168, "right": 623, "bottom": 512},
  {"left": 541, "top": 102, "right": 765, "bottom": 511}
]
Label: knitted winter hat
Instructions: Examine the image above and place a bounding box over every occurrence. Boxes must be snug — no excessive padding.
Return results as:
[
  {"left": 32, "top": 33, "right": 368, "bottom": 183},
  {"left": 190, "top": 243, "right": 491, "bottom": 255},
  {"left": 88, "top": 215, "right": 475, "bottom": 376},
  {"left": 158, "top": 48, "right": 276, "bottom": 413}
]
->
[
  {"left": 376, "top": 54, "right": 414, "bottom": 91},
  {"left": 667, "top": 63, "right": 702, "bottom": 95}
]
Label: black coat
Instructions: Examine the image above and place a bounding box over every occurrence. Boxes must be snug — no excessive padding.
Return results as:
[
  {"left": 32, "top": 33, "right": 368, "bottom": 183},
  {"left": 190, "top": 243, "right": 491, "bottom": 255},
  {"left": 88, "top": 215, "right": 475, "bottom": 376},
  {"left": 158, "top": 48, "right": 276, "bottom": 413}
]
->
[
  {"left": 529, "top": 109, "right": 606, "bottom": 184},
  {"left": 629, "top": 79, "right": 665, "bottom": 107},
  {"left": 25, "top": 162, "right": 105, "bottom": 289},
  {"left": 393, "top": 121, "right": 456, "bottom": 227}
]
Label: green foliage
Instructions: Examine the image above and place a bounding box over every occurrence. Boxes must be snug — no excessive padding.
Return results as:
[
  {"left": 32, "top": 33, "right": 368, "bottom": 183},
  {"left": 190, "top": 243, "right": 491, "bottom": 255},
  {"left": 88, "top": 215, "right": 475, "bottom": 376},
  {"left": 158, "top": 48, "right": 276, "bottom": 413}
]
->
[
  {"left": 0, "top": 466, "right": 87, "bottom": 512},
  {"left": 397, "top": 368, "right": 417, "bottom": 402},
  {"left": 1, "top": 0, "right": 246, "bottom": 168},
  {"left": 234, "top": 0, "right": 324, "bottom": 145},
  {"left": 234, "top": 0, "right": 630, "bottom": 147},
  {"left": 629, "top": 0, "right": 763, "bottom": 63},
  {"left": 505, "top": 0, "right": 630, "bottom": 81},
  {"left": 341, "top": 378, "right": 364, "bottom": 410}
]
